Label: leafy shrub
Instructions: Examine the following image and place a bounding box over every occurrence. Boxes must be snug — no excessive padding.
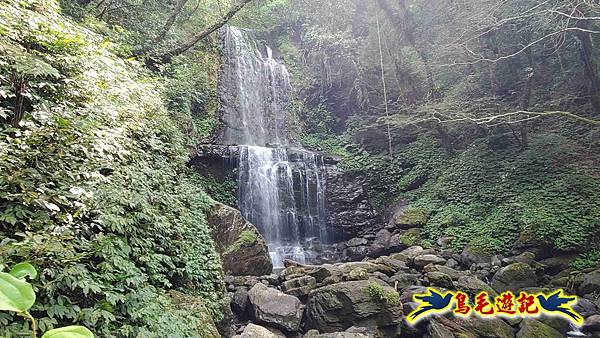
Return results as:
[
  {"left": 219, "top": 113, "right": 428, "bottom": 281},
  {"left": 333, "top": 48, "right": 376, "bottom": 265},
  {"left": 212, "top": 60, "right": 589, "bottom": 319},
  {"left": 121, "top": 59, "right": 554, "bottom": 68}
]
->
[
  {"left": 366, "top": 282, "right": 400, "bottom": 305},
  {"left": 572, "top": 249, "right": 600, "bottom": 271},
  {"left": 350, "top": 131, "right": 600, "bottom": 255}
]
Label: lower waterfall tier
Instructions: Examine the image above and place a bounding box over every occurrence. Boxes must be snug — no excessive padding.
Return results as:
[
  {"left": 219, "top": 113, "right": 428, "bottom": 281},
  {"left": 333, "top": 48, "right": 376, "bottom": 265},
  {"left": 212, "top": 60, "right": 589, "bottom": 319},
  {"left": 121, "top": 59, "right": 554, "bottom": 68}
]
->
[{"left": 237, "top": 145, "right": 328, "bottom": 268}]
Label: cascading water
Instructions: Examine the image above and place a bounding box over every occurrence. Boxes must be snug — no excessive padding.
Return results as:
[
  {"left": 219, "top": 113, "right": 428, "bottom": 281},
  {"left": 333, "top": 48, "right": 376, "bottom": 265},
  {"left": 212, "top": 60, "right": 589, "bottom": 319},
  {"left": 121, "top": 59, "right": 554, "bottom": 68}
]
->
[{"left": 218, "top": 27, "right": 329, "bottom": 269}]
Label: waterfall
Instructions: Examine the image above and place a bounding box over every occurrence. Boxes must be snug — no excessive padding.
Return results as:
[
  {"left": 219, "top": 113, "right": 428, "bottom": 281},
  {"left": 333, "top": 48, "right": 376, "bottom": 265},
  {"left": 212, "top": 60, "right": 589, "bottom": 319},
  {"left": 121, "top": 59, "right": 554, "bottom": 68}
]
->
[{"left": 218, "top": 27, "right": 329, "bottom": 269}]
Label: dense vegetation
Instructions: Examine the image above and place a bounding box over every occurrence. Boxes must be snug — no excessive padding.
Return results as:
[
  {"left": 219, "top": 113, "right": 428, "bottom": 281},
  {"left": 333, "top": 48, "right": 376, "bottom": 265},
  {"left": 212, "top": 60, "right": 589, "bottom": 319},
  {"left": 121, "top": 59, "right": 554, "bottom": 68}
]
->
[
  {"left": 0, "top": 0, "right": 228, "bottom": 336},
  {"left": 1, "top": 0, "right": 599, "bottom": 336}
]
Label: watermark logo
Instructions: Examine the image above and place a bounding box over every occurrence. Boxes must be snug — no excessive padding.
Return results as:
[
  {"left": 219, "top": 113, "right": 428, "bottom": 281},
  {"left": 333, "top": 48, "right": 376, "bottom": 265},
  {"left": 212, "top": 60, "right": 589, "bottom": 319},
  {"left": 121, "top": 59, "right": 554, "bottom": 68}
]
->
[{"left": 407, "top": 288, "right": 583, "bottom": 326}]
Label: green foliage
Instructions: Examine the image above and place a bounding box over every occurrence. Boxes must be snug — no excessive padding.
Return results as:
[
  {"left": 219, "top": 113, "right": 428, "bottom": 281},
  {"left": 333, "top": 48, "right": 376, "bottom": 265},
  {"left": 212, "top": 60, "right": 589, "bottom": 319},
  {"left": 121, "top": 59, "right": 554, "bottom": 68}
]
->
[
  {"left": 398, "top": 229, "right": 421, "bottom": 247},
  {"left": 0, "top": 262, "right": 94, "bottom": 338},
  {"left": 197, "top": 171, "right": 237, "bottom": 206},
  {"left": 0, "top": 1, "right": 225, "bottom": 337},
  {"left": 161, "top": 49, "right": 221, "bottom": 144},
  {"left": 572, "top": 249, "right": 600, "bottom": 271},
  {"left": 0, "top": 270, "right": 36, "bottom": 313},
  {"left": 41, "top": 326, "right": 94, "bottom": 338},
  {"left": 357, "top": 133, "right": 600, "bottom": 255},
  {"left": 365, "top": 282, "right": 400, "bottom": 305}
]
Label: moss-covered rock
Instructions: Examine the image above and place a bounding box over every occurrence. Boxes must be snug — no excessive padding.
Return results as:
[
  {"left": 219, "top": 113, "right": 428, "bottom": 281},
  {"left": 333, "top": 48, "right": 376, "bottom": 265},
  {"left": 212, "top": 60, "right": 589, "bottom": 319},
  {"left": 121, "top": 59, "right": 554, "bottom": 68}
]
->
[
  {"left": 208, "top": 202, "right": 272, "bottom": 276},
  {"left": 491, "top": 262, "right": 537, "bottom": 292},
  {"left": 168, "top": 291, "right": 221, "bottom": 338},
  {"left": 394, "top": 207, "right": 428, "bottom": 228},
  {"left": 398, "top": 228, "right": 422, "bottom": 247},
  {"left": 516, "top": 319, "right": 562, "bottom": 338}
]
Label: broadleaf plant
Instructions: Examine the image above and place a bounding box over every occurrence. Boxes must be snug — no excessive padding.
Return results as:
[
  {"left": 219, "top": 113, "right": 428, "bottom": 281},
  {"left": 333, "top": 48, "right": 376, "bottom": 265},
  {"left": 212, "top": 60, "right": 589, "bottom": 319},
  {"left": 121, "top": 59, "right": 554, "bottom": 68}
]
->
[
  {"left": 0, "top": 272, "right": 35, "bottom": 312},
  {"left": 0, "top": 262, "right": 93, "bottom": 338},
  {"left": 41, "top": 326, "right": 94, "bottom": 338},
  {"left": 9, "top": 262, "right": 38, "bottom": 280}
]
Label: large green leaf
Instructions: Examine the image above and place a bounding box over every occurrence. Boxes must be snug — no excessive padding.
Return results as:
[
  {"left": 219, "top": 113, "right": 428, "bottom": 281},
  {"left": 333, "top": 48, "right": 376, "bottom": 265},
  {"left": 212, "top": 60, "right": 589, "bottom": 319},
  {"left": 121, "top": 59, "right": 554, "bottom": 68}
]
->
[
  {"left": 41, "top": 326, "right": 94, "bottom": 338},
  {"left": 9, "top": 262, "right": 37, "bottom": 280},
  {"left": 0, "top": 272, "right": 35, "bottom": 312}
]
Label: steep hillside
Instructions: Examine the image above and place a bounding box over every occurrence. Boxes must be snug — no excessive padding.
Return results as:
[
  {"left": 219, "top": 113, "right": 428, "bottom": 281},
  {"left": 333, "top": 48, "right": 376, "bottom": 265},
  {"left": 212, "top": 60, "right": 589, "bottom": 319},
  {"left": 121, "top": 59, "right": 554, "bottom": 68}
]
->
[{"left": 0, "top": 0, "right": 225, "bottom": 336}]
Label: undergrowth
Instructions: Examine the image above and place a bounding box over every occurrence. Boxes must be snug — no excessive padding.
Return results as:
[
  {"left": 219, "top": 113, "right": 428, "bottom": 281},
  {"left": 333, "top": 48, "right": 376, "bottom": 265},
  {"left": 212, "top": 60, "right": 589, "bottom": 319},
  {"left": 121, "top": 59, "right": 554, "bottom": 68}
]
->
[{"left": 0, "top": 1, "right": 225, "bottom": 336}]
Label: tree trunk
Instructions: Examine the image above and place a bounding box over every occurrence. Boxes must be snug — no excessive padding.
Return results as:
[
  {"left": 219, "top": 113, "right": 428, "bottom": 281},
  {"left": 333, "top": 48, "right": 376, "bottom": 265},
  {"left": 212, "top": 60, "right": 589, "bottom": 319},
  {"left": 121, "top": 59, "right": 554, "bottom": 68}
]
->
[
  {"left": 151, "top": 0, "right": 190, "bottom": 47},
  {"left": 575, "top": 20, "right": 600, "bottom": 115},
  {"left": 10, "top": 75, "right": 27, "bottom": 128}
]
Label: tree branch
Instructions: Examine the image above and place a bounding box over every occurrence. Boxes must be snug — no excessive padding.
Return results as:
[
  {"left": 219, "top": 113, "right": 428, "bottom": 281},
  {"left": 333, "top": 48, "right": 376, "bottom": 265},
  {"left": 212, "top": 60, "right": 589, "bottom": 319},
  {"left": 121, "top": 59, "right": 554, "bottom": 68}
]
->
[{"left": 154, "top": 0, "right": 252, "bottom": 65}]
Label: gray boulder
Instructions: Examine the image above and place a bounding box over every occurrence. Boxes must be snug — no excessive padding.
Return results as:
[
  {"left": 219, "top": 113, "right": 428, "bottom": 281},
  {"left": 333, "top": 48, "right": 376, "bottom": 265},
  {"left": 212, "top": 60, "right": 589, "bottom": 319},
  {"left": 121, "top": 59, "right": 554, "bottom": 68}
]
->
[
  {"left": 389, "top": 273, "right": 421, "bottom": 290},
  {"left": 282, "top": 275, "right": 317, "bottom": 298},
  {"left": 208, "top": 203, "right": 272, "bottom": 276},
  {"left": 456, "top": 275, "right": 496, "bottom": 296},
  {"left": 425, "top": 272, "right": 453, "bottom": 289},
  {"left": 368, "top": 229, "right": 391, "bottom": 257},
  {"left": 578, "top": 270, "right": 600, "bottom": 297},
  {"left": 312, "top": 333, "right": 370, "bottom": 338},
  {"left": 235, "top": 323, "right": 286, "bottom": 338},
  {"left": 583, "top": 314, "right": 600, "bottom": 332},
  {"left": 491, "top": 262, "right": 537, "bottom": 292},
  {"left": 248, "top": 283, "right": 303, "bottom": 332},
  {"left": 305, "top": 280, "right": 403, "bottom": 335},
  {"left": 231, "top": 288, "right": 250, "bottom": 316},
  {"left": 413, "top": 254, "right": 446, "bottom": 268}
]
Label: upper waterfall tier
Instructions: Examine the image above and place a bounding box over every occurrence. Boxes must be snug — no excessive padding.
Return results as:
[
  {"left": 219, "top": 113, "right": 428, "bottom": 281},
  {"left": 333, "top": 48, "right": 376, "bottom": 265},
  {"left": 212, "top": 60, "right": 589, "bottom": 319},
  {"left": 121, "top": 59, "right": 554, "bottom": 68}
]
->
[{"left": 217, "top": 26, "right": 292, "bottom": 146}]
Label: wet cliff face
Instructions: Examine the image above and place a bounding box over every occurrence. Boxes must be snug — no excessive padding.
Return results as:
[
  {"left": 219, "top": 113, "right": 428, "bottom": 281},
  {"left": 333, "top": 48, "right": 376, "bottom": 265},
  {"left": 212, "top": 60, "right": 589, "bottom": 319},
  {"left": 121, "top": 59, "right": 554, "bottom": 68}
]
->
[
  {"left": 324, "top": 165, "right": 380, "bottom": 237},
  {"left": 192, "top": 145, "right": 381, "bottom": 241},
  {"left": 216, "top": 27, "right": 290, "bottom": 146}
]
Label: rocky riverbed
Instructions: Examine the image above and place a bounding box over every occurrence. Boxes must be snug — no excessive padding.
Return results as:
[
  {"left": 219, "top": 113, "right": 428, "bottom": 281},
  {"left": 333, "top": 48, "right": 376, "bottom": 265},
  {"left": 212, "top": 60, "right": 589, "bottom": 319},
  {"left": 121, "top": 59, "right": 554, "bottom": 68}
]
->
[{"left": 223, "top": 244, "right": 600, "bottom": 338}]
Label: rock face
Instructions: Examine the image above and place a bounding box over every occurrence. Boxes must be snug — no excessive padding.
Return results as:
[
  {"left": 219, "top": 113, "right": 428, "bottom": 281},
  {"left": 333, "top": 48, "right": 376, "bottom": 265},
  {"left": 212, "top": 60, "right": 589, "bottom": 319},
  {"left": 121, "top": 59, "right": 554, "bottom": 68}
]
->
[
  {"left": 248, "top": 283, "right": 304, "bottom": 332},
  {"left": 305, "top": 280, "right": 403, "bottom": 335},
  {"left": 208, "top": 202, "right": 272, "bottom": 276},
  {"left": 324, "top": 165, "right": 380, "bottom": 237}
]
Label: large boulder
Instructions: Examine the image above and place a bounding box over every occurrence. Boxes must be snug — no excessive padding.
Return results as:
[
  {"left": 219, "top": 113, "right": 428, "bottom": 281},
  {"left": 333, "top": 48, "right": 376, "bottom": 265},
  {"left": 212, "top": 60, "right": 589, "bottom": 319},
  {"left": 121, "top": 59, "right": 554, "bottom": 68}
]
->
[
  {"left": 491, "top": 262, "right": 537, "bottom": 292},
  {"left": 282, "top": 275, "right": 317, "bottom": 298},
  {"left": 392, "top": 206, "right": 427, "bottom": 229},
  {"left": 413, "top": 254, "right": 447, "bottom": 269},
  {"left": 305, "top": 280, "right": 403, "bottom": 335},
  {"left": 208, "top": 203, "right": 272, "bottom": 276},
  {"left": 578, "top": 270, "right": 600, "bottom": 297},
  {"left": 235, "top": 323, "right": 286, "bottom": 338},
  {"left": 368, "top": 229, "right": 392, "bottom": 257},
  {"left": 248, "top": 283, "right": 303, "bottom": 332},
  {"left": 456, "top": 275, "right": 496, "bottom": 296},
  {"left": 168, "top": 291, "right": 221, "bottom": 338},
  {"left": 516, "top": 319, "right": 562, "bottom": 338},
  {"left": 389, "top": 273, "right": 421, "bottom": 290},
  {"left": 426, "top": 316, "right": 513, "bottom": 338},
  {"left": 311, "top": 333, "right": 370, "bottom": 338},
  {"left": 460, "top": 245, "right": 492, "bottom": 267},
  {"left": 453, "top": 316, "right": 514, "bottom": 338},
  {"left": 583, "top": 314, "right": 600, "bottom": 332}
]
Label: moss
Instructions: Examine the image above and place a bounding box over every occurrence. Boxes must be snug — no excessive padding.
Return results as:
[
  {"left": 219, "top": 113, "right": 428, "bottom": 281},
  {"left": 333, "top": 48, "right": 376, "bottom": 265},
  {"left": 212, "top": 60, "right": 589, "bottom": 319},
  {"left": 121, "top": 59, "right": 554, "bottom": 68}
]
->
[
  {"left": 366, "top": 282, "right": 400, "bottom": 305},
  {"left": 225, "top": 230, "right": 258, "bottom": 254},
  {"left": 395, "top": 207, "right": 428, "bottom": 226},
  {"left": 399, "top": 228, "right": 422, "bottom": 246}
]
